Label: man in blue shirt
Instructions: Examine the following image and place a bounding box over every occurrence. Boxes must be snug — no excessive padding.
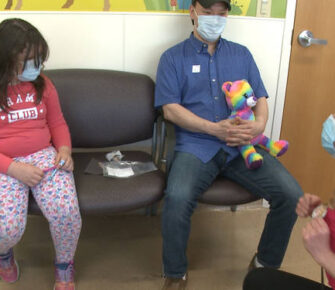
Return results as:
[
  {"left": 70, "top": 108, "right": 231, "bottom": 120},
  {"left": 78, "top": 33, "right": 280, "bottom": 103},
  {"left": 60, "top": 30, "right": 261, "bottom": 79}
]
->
[{"left": 155, "top": 0, "right": 303, "bottom": 289}]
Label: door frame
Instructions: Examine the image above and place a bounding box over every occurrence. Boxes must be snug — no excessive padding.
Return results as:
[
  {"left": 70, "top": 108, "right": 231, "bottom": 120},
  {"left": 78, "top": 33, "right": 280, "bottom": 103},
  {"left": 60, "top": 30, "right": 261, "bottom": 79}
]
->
[
  {"left": 263, "top": 0, "right": 297, "bottom": 207},
  {"left": 271, "top": 0, "right": 297, "bottom": 140}
]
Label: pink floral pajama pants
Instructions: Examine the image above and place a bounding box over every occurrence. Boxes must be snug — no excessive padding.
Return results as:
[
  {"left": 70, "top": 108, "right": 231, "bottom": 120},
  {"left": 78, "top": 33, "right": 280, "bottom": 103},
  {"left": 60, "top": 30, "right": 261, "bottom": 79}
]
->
[{"left": 0, "top": 146, "right": 82, "bottom": 263}]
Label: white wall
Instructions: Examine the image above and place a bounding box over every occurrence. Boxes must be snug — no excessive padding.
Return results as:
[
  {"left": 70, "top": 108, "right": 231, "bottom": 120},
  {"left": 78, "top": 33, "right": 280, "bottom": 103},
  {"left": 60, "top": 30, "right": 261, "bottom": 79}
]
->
[{"left": 0, "top": 12, "right": 288, "bottom": 137}]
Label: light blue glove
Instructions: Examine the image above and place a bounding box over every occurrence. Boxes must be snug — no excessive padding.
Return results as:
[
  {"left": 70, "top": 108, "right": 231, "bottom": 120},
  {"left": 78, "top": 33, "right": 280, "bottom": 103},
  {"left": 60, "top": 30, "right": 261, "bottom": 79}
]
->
[{"left": 321, "top": 114, "right": 335, "bottom": 157}]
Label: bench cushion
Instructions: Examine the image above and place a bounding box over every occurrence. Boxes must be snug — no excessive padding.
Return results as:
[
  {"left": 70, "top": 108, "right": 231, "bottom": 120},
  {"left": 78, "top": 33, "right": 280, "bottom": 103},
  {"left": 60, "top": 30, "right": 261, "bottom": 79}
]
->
[
  {"left": 28, "top": 151, "right": 165, "bottom": 215},
  {"left": 28, "top": 69, "right": 164, "bottom": 215},
  {"left": 199, "top": 178, "right": 259, "bottom": 205}
]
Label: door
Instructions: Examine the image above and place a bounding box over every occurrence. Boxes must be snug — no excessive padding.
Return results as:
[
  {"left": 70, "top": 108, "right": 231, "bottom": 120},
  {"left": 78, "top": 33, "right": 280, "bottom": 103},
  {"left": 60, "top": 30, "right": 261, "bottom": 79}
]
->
[{"left": 280, "top": 0, "right": 335, "bottom": 202}]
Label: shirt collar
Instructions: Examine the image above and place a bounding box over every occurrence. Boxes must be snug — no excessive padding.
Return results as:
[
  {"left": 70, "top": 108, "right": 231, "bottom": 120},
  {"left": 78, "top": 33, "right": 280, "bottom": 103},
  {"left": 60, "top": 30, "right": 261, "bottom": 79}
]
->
[{"left": 189, "top": 32, "right": 224, "bottom": 54}]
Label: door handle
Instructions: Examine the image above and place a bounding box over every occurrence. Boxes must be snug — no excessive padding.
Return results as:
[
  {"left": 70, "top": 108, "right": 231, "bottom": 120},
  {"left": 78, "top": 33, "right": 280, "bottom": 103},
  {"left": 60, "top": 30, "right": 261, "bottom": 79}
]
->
[{"left": 298, "top": 30, "right": 328, "bottom": 47}]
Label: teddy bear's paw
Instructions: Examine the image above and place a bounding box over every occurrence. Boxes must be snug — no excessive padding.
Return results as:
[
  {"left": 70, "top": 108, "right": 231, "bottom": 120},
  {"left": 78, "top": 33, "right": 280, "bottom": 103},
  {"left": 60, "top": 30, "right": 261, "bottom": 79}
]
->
[
  {"left": 271, "top": 140, "right": 289, "bottom": 157},
  {"left": 246, "top": 153, "right": 263, "bottom": 169}
]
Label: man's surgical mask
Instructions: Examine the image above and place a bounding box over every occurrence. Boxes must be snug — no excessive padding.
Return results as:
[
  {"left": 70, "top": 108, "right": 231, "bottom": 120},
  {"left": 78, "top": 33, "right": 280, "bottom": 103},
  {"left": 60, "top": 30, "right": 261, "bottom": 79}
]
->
[
  {"left": 195, "top": 10, "right": 227, "bottom": 43},
  {"left": 18, "top": 59, "right": 42, "bottom": 82},
  {"left": 321, "top": 114, "right": 335, "bottom": 157}
]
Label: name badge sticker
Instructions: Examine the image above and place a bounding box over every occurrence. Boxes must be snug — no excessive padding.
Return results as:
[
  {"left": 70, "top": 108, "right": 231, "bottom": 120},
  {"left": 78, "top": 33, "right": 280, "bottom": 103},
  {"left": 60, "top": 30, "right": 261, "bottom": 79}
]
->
[{"left": 192, "top": 65, "right": 201, "bottom": 73}]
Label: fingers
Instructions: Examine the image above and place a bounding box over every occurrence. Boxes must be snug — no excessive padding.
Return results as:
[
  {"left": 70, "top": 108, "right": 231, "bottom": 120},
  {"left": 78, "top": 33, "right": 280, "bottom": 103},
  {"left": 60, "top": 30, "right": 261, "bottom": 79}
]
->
[
  {"left": 302, "top": 218, "right": 330, "bottom": 244},
  {"left": 55, "top": 157, "right": 72, "bottom": 171},
  {"left": 296, "top": 198, "right": 311, "bottom": 217},
  {"left": 62, "top": 157, "right": 74, "bottom": 171},
  {"left": 226, "top": 137, "right": 252, "bottom": 147},
  {"left": 215, "top": 119, "right": 259, "bottom": 145},
  {"left": 55, "top": 150, "right": 74, "bottom": 171},
  {"left": 55, "top": 146, "right": 73, "bottom": 170},
  {"left": 21, "top": 164, "right": 44, "bottom": 187},
  {"left": 314, "top": 217, "right": 329, "bottom": 232},
  {"left": 308, "top": 194, "right": 322, "bottom": 207},
  {"left": 302, "top": 218, "right": 332, "bottom": 265},
  {"left": 29, "top": 166, "right": 44, "bottom": 186},
  {"left": 296, "top": 193, "right": 322, "bottom": 217},
  {"left": 225, "top": 126, "right": 253, "bottom": 146}
]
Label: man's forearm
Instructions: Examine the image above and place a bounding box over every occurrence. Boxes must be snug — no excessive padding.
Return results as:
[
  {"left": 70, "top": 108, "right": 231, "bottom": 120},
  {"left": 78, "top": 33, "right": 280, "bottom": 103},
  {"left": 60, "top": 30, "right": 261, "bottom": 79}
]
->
[
  {"left": 253, "top": 97, "right": 268, "bottom": 130},
  {"left": 163, "top": 103, "right": 217, "bottom": 135}
]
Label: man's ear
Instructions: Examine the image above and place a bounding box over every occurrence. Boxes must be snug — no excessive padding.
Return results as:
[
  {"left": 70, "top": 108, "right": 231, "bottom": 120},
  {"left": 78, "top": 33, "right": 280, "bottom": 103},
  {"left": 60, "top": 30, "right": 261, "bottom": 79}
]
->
[{"left": 190, "top": 5, "right": 196, "bottom": 25}]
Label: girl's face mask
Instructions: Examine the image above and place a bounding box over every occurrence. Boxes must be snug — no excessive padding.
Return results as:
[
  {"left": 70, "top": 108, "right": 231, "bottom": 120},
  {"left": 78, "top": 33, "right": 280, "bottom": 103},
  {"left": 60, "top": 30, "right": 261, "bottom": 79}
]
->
[
  {"left": 321, "top": 114, "right": 335, "bottom": 157},
  {"left": 18, "top": 59, "right": 42, "bottom": 82}
]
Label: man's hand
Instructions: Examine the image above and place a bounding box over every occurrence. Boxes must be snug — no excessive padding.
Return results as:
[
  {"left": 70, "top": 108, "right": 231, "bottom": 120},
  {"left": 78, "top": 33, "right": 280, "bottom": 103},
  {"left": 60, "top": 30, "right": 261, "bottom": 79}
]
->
[
  {"left": 55, "top": 146, "right": 74, "bottom": 171},
  {"left": 7, "top": 161, "right": 44, "bottom": 187},
  {"left": 212, "top": 116, "right": 266, "bottom": 147},
  {"left": 212, "top": 118, "right": 253, "bottom": 146},
  {"left": 232, "top": 117, "right": 265, "bottom": 139},
  {"left": 162, "top": 102, "right": 267, "bottom": 147},
  {"left": 296, "top": 193, "right": 322, "bottom": 217}
]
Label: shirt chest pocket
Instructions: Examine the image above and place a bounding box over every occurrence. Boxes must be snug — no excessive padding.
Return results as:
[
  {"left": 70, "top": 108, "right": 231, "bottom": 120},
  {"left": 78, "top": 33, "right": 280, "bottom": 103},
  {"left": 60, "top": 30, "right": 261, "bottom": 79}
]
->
[{"left": 182, "top": 72, "right": 212, "bottom": 105}]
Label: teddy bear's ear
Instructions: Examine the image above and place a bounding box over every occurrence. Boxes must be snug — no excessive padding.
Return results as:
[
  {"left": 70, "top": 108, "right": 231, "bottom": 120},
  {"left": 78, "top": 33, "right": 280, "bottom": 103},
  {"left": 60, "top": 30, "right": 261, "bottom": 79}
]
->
[
  {"left": 241, "top": 79, "right": 251, "bottom": 88},
  {"left": 222, "top": 81, "right": 232, "bottom": 92}
]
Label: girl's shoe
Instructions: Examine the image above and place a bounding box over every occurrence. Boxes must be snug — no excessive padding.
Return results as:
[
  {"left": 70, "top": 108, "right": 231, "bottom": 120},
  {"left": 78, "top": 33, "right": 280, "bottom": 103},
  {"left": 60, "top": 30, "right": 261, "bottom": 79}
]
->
[
  {"left": 0, "top": 249, "right": 19, "bottom": 283},
  {"left": 54, "top": 261, "right": 75, "bottom": 290}
]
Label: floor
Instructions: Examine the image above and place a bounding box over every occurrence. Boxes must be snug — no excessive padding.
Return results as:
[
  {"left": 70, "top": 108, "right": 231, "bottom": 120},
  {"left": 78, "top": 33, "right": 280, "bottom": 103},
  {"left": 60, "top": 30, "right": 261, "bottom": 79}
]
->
[{"left": 1, "top": 204, "right": 324, "bottom": 290}]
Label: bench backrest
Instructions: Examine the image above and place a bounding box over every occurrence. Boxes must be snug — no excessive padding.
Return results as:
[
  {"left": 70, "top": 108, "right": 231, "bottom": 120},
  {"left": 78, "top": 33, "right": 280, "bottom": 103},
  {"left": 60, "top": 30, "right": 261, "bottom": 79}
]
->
[{"left": 44, "top": 69, "right": 156, "bottom": 148}]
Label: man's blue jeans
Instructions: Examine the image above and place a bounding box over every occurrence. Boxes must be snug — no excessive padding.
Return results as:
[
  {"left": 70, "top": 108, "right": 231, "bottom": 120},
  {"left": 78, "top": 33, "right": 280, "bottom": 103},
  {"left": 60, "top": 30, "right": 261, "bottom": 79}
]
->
[{"left": 162, "top": 148, "right": 303, "bottom": 278}]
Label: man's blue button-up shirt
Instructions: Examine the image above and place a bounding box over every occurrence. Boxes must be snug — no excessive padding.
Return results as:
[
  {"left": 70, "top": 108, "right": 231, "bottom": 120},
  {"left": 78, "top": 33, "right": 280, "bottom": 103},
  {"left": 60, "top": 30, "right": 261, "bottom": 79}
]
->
[{"left": 155, "top": 33, "right": 268, "bottom": 164}]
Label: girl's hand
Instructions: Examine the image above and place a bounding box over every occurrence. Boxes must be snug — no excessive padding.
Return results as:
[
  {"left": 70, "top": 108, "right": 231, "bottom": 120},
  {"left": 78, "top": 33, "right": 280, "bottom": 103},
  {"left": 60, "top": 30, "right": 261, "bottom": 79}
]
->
[
  {"left": 55, "top": 146, "right": 74, "bottom": 171},
  {"left": 7, "top": 161, "right": 44, "bottom": 187},
  {"left": 296, "top": 193, "right": 322, "bottom": 217}
]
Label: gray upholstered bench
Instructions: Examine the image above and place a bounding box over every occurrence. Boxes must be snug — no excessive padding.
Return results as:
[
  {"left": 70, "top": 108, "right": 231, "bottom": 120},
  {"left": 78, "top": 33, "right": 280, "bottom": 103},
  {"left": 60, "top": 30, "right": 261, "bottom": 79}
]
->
[{"left": 28, "top": 69, "right": 165, "bottom": 215}]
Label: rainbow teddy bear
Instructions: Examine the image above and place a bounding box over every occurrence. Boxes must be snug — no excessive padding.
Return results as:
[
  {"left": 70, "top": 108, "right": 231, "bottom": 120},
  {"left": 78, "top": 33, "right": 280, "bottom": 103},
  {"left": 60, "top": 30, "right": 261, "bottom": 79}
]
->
[{"left": 222, "top": 79, "right": 288, "bottom": 169}]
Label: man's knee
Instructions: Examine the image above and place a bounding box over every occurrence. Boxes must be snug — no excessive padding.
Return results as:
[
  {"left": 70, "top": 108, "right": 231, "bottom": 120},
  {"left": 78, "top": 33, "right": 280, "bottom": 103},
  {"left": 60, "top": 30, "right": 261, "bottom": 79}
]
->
[
  {"left": 164, "top": 187, "right": 195, "bottom": 210},
  {"left": 163, "top": 181, "right": 199, "bottom": 221},
  {"left": 269, "top": 185, "right": 302, "bottom": 215},
  {"left": 282, "top": 183, "right": 303, "bottom": 207}
]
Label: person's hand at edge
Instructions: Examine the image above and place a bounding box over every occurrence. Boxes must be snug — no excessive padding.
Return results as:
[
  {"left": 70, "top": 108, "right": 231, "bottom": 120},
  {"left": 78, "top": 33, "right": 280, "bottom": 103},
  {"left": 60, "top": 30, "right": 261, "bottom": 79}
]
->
[{"left": 296, "top": 193, "right": 322, "bottom": 217}]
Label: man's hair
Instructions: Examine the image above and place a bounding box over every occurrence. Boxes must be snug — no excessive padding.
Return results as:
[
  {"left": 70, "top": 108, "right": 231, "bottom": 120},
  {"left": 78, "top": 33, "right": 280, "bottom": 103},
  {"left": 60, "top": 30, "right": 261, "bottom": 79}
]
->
[
  {"left": 191, "top": 1, "right": 229, "bottom": 25},
  {"left": 192, "top": 0, "right": 229, "bottom": 8}
]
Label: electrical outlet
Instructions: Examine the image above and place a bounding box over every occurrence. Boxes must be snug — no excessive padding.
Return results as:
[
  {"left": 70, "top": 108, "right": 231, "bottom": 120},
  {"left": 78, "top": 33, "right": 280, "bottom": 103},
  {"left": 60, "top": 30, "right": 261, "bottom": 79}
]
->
[{"left": 256, "top": 0, "right": 272, "bottom": 18}]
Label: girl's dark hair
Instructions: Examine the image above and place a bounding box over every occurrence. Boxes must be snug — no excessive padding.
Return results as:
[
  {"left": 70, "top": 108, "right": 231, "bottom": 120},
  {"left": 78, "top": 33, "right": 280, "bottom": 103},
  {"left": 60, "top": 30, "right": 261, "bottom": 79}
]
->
[{"left": 0, "top": 18, "right": 49, "bottom": 111}]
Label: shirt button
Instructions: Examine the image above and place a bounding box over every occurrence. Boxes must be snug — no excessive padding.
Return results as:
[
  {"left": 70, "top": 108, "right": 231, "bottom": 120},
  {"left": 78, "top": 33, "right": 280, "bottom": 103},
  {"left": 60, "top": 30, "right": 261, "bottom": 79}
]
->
[
  {"left": 214, "top": 96, "right": 219, "bottom": 100},
  {"left": 203, "top": 44, "right": 207, "bottom": 47},
  {"left": 197, "top": 50, "right": 200, "bottom": 53},
  {"left": 212, "top": 78, "right": 216, "bottom": 82},
  {"left": 210, "top": 59, "right": 213, "bottom": 63},
  {"left": 215, "top": 116, "right": 219, "bottom": 120}
]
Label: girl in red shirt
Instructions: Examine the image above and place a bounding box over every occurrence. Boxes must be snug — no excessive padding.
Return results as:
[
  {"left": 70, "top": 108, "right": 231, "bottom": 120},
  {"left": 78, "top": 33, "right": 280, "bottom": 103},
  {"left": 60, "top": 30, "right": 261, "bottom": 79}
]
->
[{"left": 0, "top": 18, "right": 81, "bottom": 290}]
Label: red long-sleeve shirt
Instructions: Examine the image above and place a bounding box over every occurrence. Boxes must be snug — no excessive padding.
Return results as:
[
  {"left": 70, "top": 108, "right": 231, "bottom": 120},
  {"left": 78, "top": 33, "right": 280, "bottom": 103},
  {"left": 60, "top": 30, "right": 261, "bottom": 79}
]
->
[
  {"left": 325, "top": 209, "right": 335, "bottom": 289},
  {"left": 0, "top": 76, "right": 71, "bottom": 174}
]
